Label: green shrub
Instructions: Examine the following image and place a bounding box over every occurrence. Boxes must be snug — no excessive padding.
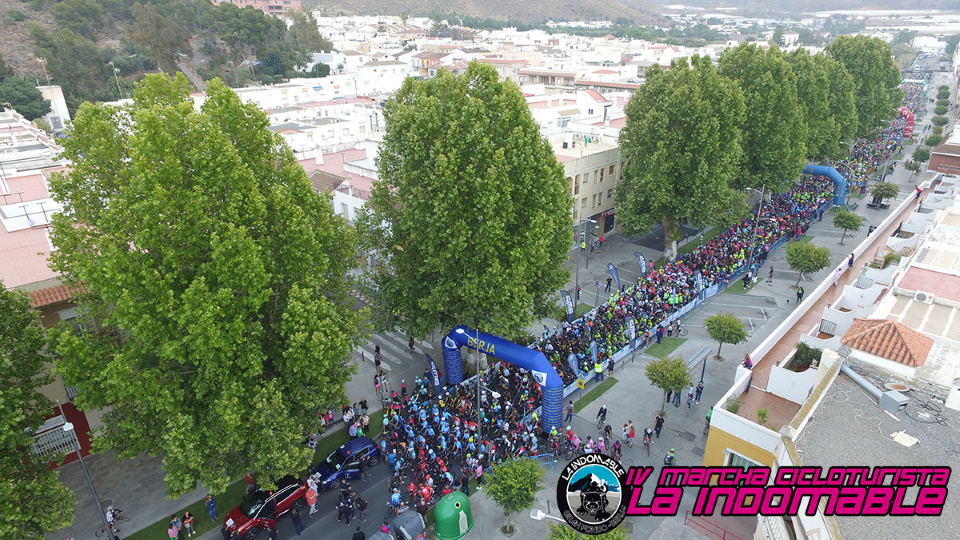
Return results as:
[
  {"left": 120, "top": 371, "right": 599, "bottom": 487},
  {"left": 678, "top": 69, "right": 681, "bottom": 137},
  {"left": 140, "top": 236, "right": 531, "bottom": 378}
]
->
[
  {"left": 932, "top": 115, "right": 949, "bottom": 127},
  {"left": 5, "top": 8, "right": 25, "bottom": 21},
  {"left": 925, "top": 134, "right": 943, "bottom": 147},
  {"left": 882, "top": 252, "right": 901, "bottom": 269},
  {"left": 726, "top": 395, "right": 742, "bottom": 414},
  {"left": 933, "top": 125, "right": 944, "bottom": 136},
  {"left": 936, "top": 105, "right": 948, "bottom": 115},
  {"left": 792, "top": 342, "right": 822, "bottom": 371}
]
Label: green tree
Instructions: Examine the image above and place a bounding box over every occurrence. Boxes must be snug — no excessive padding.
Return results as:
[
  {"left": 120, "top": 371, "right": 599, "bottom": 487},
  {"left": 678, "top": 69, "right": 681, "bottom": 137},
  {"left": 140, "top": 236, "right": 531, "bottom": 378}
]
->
[
  {"left": 33, "top": 117, "right": 51, "bottom": 132},
  {"left": 935, "top": 104, "right": 948, "bottom": 115},
  {"left": 645, "top": 356, "right": 692, "bottom": 412},
  {"left": 130, "top": 3, "right": 192, "bottom": 74},
  {"left": 772, "top": 25, "right": 784, "bottom": 46},
  {"left": 704, "top": 312, "right": 747, "bottom": 359},
  {"left": 944, "top": 34, "right": 960, "bottom": 55},
  {"left": 357, "top": 61, "right": 571, "bottom": 339},
  {"left": 786, "top": 49, "right": 852, "bottom": 161},
  {"left": 0, "top": 56, "right": 14, "bottom": 80},
  {"left": 5, "top": 8, "right": 25, "bottom": 23},
  {"left": 50, "top": 0, "right": 106, "bottom": 40},
  {"left": 47, "top": 74, "right": 364, "bottom": 497},
  {"left": 932, "top": 115, "right": 949, "bottom": 127},
  {"left": 286, "top": 9, "right": 333, "bottom": 53},
  {"left": 0, "top": 77, "right": 51, "bottom": 119},
  {"left": 826, "top": 35, "right": 902, "bottom": 138},
  {"left": 719, "top": 43, "right": 806, "bottom": 192},
  {"left": 307, "top": 61, "right": 330, "bottom": 78},
  {"left": 821, "top": 53, "right": 859, "bottom": 148},
  {"left": 871, "top": 182, "right": 900, "bottom": 206},
  {"left": 938, "top": 88, "right": 951, "bottom": 100},
  {"left": 892, "top": 29, "right": 917, "bottom": 46},
  {"left": 904, "top": 160, "right": 922, "bottom": 179},
  {"left": 546, "top": 522, "right": 631, "bottom": 540},
  {"left": 786, "top": 242, "right": 830, "bottom": 287},
  {"left": 485, "top": 458, "right": 545, "bottom": 533},
  {"left": 925, "top": 134, "right": 943, "bottom": 147},
  {"left": 913, "top": 147, "right": 931, "bottom": 164},
  {"left": 618, "top": 56, "right": 745, "bottom": 261},
  {"left": 28, "top": 24, "right": 112, "bottom": 112},
  {"left": 0, "top": 286, "right": 75, "bottom": 539},
  {"left": 832, "top": 209, "right": 863, "bottom": 245}
]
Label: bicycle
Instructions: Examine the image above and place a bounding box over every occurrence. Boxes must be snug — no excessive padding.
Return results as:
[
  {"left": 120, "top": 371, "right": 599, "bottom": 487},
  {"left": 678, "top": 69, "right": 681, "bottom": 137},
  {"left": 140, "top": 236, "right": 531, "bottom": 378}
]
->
[
  {"left": 384, "top": 501, "right": 408, "bottom": 520},
  {"left": 95, "top": 509, "right": 129, "bottom": 537},
  {"left": 596, "top": 413, "right": 606, "bottom": 430},
  {"left": 676, "top": 325, "right": 688, "bottom": 337},
  {"left": 643, "top": 437, "right": 651, "bottom": 457},
  {"left": 703, "top": 416, "right": 711, "bottom": 435}
]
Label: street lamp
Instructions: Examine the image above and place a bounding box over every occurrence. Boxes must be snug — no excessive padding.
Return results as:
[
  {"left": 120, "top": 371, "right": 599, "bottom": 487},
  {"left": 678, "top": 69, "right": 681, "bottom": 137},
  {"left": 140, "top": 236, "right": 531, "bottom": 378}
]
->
[
  {"left": 744, "top": 185, "right": 765, "bottom": 283},
  {"left": 57, "top": 400, "right": 116, "bottom": 540},
  {"left": 573, "top": 219, "right": 597, "bottom": 305},
  {"left": 530, "top": 509, "right": 581, "bottom": 539}
]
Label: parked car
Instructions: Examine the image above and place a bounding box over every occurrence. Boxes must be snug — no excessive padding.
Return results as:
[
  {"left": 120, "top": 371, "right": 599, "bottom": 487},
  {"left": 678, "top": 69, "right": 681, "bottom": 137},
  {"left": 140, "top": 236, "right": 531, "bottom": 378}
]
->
[
  {"left": 312, "top": 436, "right": 380, "bottom": 490},
  {"left": 223, "top": 475, "right": 307, "bottom": 540}
]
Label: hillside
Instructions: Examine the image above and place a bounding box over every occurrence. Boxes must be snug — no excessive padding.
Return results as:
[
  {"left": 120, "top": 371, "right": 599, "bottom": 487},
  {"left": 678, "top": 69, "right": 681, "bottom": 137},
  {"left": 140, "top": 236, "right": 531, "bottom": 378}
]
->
[
  {"left": 660, "top": 0, "right": 960, "bottom": 15},
  {"left": 306, "top": 0, "right": 666, "bottom": 25}
]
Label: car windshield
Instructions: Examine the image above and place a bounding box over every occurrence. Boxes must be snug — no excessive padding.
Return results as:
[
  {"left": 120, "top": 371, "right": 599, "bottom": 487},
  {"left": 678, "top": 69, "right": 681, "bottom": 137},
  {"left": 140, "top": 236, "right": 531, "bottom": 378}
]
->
[
  {"left": 325, "top": 449, "right": 347, "bottom": 470},
  {"left": 239, "top": 493, "right": 266, "bottom": 518}
]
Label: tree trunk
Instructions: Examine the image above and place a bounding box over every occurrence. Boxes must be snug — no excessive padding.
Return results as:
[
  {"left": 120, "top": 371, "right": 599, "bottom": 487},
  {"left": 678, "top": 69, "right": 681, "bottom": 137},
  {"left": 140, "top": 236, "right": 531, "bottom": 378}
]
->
[
  {"left": 839, "top": 230, "right": 846, "bottom": 245},
  {"left": 663, "top": 217, "right": 677, "bottom": 262},
  {"left": 795, "top": 272, "right": 803, "bottom": 288},
  {"left": 716, "top": 341, "right": 723, "bottom": 359},
  {"left": 661, "top": 390, "right": 667, "bottom": 413}
]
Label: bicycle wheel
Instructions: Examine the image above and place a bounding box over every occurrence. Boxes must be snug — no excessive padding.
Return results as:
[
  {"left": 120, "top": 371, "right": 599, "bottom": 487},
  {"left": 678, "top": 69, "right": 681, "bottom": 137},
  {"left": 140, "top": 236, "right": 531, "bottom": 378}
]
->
[
  {"left": 95, "top": 526, "right": 108, "bottom": 538},
  {"left": 384, "top": 506, "right": 395, "bottom": 521},
  {"left": 116, "top": 516, "right": 130, "bottom": 523},
  {"left": 679, "top": 328, "right": 688, "bottom": 337}
]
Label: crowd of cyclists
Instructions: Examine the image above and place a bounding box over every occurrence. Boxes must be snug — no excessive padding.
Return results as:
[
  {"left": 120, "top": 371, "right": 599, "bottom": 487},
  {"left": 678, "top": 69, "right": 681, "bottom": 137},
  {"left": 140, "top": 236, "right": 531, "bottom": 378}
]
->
[{"left": 367, "top": 78, "right": 929, "bottom": 517}]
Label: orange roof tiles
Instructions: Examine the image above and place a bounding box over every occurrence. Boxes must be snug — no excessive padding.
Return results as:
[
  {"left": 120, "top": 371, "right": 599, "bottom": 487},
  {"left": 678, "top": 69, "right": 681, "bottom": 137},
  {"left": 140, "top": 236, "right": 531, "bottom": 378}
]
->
[
  {"left": 841, "top": 318, "right": 934, "bottom": 367},
  {"left": 30, "top": 284, "right": 86, "bottom": 308}
]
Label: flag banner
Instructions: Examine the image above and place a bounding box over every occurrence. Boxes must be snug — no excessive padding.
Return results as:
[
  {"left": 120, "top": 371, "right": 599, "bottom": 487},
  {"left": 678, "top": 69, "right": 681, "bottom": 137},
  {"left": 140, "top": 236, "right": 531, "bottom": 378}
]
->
[
  {"left": 590, "top": 340, "right": 598, "bottom": 365},
  {"left": 608, "top": 263, "right": 621, "bottom": 290},
  {"left": 634, "top": 252, "right": 647, "bottom": 276},
  {"left": 559, "top": 290, "right": 575, "bottom": 323},
  {"left": 568, "top": 353, "right": 579, "bottom": 375},
  {"left": 426, "top": 354, "right": 442, "bottom": 396}
]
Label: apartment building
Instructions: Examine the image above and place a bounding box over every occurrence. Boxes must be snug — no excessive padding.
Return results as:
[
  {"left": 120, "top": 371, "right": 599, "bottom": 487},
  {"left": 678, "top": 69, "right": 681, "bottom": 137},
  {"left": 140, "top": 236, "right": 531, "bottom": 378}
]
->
[{"left": 550, "top": 132, "right": 622, "bottom": 238}]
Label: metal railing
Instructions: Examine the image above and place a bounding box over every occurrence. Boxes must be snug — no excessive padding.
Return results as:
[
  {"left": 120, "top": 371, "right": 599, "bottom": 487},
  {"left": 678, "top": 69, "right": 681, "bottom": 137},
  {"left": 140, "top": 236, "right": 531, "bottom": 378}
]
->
[
  {"left": 31, "top": 427, "right": 77, "bottom": 458},
  {"left": 684, "top": 512, "right": 745, "bottom": 540},
  {"left": 819, "top": 319, "right": 837, "bottom": 336},
  {"left": 855, "top": 276, "right": 875, "bottom": 289}
]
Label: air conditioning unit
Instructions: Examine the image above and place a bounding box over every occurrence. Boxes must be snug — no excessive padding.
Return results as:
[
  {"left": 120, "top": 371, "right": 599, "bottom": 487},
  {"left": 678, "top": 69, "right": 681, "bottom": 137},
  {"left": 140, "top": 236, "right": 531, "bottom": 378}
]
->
[{"left": 914, "top": 291, "right": 935, "bottom": 304}]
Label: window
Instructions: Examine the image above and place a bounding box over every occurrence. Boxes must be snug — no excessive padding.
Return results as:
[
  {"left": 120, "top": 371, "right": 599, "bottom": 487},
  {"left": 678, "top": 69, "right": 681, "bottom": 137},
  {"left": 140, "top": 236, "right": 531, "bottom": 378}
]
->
[
  {"left": 581, "top": 198, "right": 587, "bottom": 208},
  {"left": 328, "top": 130, "right": 334, "bottom": 137},
  {"left": 588, "top": 108, "right": 594, "bottom": 115},
  {"left": 609, "top": 165, "right": 615, "bottom": 176},
  {"left": 607, "top": 189, "right": 613, "bottom": 200},
  {"left": 592, "top": 194, "right": 597, "bottom": 207},
  {"left": 360, "top": 126, "right": 366, "bottom": 133},
  {"left": 342, "top": 203, "right": 349, "bottom": 217},
  {"left": 57, "top": 307, "right": 97, "bottom": 335},
  {"left": 593, "top": 171, "right": 598, "bottom": 185},
  {"left": 599, "top": 168, "right": 604, "bottom": 183},
  {"left": 559, "top": 116, "right": 570, "bottom": 128},
  {"left": 726, "top": 450, "right": 762, "bottom": 469},
  {"left": 343, "top": 128, "right": 350, "bottom": 135}
]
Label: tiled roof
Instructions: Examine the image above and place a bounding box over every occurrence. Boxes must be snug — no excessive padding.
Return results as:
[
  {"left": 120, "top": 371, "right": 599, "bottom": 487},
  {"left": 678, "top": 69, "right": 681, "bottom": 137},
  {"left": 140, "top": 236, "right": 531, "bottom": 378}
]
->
[
  {"left": 841, "top": 318, "right": 934, "bottom": 367},
  {"left": 30, "top": 284, "right": 86, "bottom": 308}
]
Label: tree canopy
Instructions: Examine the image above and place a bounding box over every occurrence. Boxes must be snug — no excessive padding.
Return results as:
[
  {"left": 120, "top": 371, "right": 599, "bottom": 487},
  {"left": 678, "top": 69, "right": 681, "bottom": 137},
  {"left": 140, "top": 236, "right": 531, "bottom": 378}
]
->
[
  {"left": 130, "top": 3, "right": 193, "bottom": 74},
  {"left": 704, "top": 312, "right": 747, "bottom": 359},
  {"left": 645, "top": 355, "right": 692, "bottom": 412},
  {"left": 785, "top": 49, "right": 855, "bottom": 162},
  {"left": 0, "top": 286, "right": 75, "bottom": 539},
  {"left": 286, "top": 10, "right": 333, "bottom": 53},
  {"left": 826, "top": 35, "right": 902, "bottom": 139},
  {"left": 47, "top": 74, "right": 364, "bottom": 497},
  {"left": 786, "top": 242, "right": 831, "bottom": 287},
  {"left": 832, "top": 210, "right": 863, "bottom": 246},
  {"left": 357, "top": 61, "right": 572, "bottom": 338},
  {"left": 0, "top": 76, "right": 51, "bottom": 120},
  {"left": 485, "top": 457, "right": 545, "bottom": 531},
  {"left": 872, "top": 182, "right": 900, "bottom": 204},
  {"left": 618, "top": 56, "right": 746, "bottom": 260}
]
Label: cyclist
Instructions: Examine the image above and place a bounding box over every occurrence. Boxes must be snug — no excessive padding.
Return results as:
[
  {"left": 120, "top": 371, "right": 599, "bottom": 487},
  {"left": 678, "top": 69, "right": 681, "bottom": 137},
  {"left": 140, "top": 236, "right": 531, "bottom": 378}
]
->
[
  {"left": 612, "top": 440, "right": 622, "bottom": 461},
  {"left": 643, "top": 428, "right": 653, "bottom": 446},
  {"left": 603, "top": 423, "right": 613, "bottom": 443},
  {"left": 105, "top": 506, "right": 119, "bottom": 534},
  {"left": 584, "top": 436, "right": 594, "bottom": 454},
  {"left": 565, "top": 426, "right": 574, "bottom": 441},
  {"left": 390, "top": 489, "right": 402, "bottom": 510},
  {"left": 664, "top": 449, "right": 677, "bottom": 466},
  {"left": 596, "top": 405, "right": 608, "bottom": 425},
  {"left": 570, "top": 433, "right": 581, "bottom": 451}
]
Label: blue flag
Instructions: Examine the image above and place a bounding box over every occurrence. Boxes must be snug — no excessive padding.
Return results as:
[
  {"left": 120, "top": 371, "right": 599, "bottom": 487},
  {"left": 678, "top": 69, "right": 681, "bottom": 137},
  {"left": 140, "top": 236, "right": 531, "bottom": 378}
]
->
[
  {"left": 608, "top": 263, "right": 621, "bottom": 291},
  {"left": 590, "top": 340, "right": 598, "bottom": 366},
  {"left": 567, "top": 353, "right": 578, "bottom": 375},
  {"left": 426, "top": 354, "right": 442, "bottom": 397}
]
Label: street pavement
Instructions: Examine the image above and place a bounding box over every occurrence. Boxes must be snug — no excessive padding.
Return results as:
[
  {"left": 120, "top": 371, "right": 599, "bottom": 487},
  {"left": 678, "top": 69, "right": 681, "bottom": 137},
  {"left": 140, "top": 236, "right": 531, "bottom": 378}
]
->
[{"left": 47, "top": 70, "right": 953, "bottom": 540}]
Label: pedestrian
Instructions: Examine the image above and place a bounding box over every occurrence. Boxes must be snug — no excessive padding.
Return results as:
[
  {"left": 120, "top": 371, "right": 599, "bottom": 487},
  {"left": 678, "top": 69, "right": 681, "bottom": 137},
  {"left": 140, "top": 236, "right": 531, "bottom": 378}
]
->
[
  {"left": 599, "top": 234, "right": 604, "bottom": 247},
  {"left": 565, "top": 400, "right": 574, "bottom": 422},
  {"left": 355, "top": 495, "right": 368, "bottom": 522},
  {"left": 656, "top": 325, "right": 664, "bottom": 344},
  {"left": 628, "top": 421, "right": 636, "bottom": 448},
  {"left": 360, "top": 397, "right": 368, "bottom": 414},
  {"left": 171, "top": 516, "right": 183, "bottom": 540},
  {"left": 460, "top": 469, "right": 471, "bottom": 496},
  {"left": 797, "top": 287, "right": 804, "bottom": 303},
  {"left": 742, "top": 354, "right": 753, "bottom": 369},
  {"left": 607, "top": 358, "right": 615, "bottom": 376},
  {"left": 290, "top": 510, "right": 305, "bottom": 536},
  {"left": 916, "top": 185, "right": 922, "bottom": 200},
  {"left": 695, "top": 382, "right": 703, "bottom": 404},
  {"left": 183, "top": 512, "right": 195, "bottom": 537},
  {"left": 476, "top": 461, "right": 484, "bottom": 489},
  {"left": 655, "top": 413, "right": 664, "bottom": 438},
  {"left": 337, "top": 495, "right": 352, "bottom": 525},
  {"left": 374, "top": 373, "right": 380, "bottom": 394},
  {"left": 244, "top": 473, "right": 254, "bottom": 496},
  {"left": 848, "top": 253, "right": 854, "bottom": 269},
  {"left": 306, "top": 485, "right": 318, "bottom": 516},
  {"left": 686, "top": 386, "right": 694, "bottom": 409},
  {"left": 673, "top": 389, "right": 681, "bottom": 408},
  {"left": 605, "top": 277, "right": 612, "bottom": 293},
  {"left": 408, "top": 336, "right": 415, "bottom": 353},
  {"left": 167, "top": 523, "right": 178, "bottom": 540},
  {"left": 767, "top": 266, "right": 774, "bottom": 284},
  {"left": 834, "top": 267, "right": 842, "bottom": 287},
  {"left": 359, "top": 454, "right": 368, "bottom": 482},
  {"left": 205, "top": 495, "right": 217, "bottom": 522},
  {"left": 580, "top": 240, "right": 586, "bottom": 252},
  {"left": 595, "top": 359, "right": 604, "bottom": 382},
  {"left": 267, "top": 524, "right": 277, "bottom": 540},
  {"left": 576, "top": 285, "right": 582, "bottom": 300},
  {"left": 401, "top": 380, "right": 407, "bottom": 399},
  {"left": 352, "top": 526, "right": 365, "bottom": 540},
  {"left": 666, "top": 389, "right": 672, "bottom": 403}
]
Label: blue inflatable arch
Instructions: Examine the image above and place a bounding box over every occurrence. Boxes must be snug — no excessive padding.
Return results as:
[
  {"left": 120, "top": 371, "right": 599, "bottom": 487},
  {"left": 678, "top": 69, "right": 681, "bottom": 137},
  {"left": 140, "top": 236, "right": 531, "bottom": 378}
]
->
[
  {"left": 442, "top": 325, "right": 563, "bottom": 433},
  {"left": 803, "top": 165, "right": 848, "bottom": 209}
]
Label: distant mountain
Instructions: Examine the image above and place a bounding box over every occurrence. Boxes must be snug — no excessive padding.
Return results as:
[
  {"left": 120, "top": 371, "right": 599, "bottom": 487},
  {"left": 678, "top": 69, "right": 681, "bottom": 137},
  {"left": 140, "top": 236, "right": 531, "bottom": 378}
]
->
[
  {"left": 305, "top": 0, "right": 666, "bottom": 25},
  {"left": 653, "top": 0, "right": 960, "bottom": 15}
]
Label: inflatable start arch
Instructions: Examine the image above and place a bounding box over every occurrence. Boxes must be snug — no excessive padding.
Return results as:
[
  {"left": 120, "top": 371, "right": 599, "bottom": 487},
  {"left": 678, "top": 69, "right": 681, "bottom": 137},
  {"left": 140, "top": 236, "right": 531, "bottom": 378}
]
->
[
  {"left": 442, "top": 325, "right": 563, "bottom": 433},
  {"left": 803, "top": 164, "right": 848, "bottom": 209}
]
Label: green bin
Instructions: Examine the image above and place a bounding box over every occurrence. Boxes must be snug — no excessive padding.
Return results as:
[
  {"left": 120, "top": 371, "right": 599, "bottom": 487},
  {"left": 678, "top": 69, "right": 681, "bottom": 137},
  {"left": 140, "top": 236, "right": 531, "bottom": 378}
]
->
[{"left": 433, "top": 492, "right": 474, "bottom": 540}]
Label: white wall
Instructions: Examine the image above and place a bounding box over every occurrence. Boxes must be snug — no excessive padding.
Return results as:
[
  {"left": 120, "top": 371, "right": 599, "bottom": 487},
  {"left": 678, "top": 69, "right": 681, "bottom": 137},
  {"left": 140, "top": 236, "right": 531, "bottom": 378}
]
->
[{"left": 767, "top": 351, "right": 820, "bottom": 405}]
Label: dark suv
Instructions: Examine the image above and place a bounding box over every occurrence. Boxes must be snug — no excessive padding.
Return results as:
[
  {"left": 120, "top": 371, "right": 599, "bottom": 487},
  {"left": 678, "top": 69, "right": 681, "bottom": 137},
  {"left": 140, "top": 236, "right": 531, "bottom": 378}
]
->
[
  {"left": 312, "top": 436, "right": 380, "bottom": 490},
  {"left": 223, "top": 475, "right": 307, "bottom": 540}
]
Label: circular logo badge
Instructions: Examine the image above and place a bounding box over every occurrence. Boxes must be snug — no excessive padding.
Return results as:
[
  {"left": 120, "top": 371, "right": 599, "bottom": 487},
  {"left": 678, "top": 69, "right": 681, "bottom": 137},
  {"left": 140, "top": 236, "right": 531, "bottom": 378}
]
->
[{"left": 556, "top": 453, "right": 627, "bottom": 535}]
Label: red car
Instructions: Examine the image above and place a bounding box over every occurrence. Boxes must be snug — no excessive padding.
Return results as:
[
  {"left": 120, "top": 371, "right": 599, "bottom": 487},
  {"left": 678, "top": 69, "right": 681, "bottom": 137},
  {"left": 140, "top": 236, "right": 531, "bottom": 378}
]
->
[{"left": 223, "top": 475, "right": 307, "bottom": 540}]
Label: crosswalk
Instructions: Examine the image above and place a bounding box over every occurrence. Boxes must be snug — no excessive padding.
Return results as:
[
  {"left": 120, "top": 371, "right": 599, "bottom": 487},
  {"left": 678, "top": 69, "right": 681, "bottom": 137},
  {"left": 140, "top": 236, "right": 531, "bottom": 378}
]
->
[{"left": 352, "top": 331, "right": 436, "bottom": 372}]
